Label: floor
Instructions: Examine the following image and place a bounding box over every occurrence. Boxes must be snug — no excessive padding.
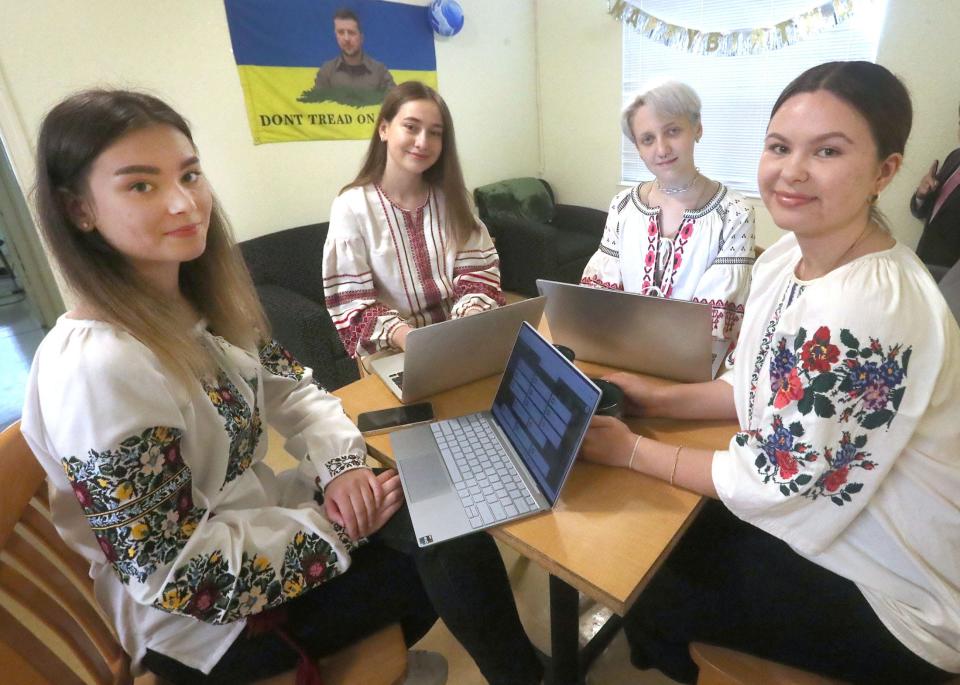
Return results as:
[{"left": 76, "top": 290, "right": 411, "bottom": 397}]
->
[{"left": 0, "top": 272, "right": 44, "bottom": 431}]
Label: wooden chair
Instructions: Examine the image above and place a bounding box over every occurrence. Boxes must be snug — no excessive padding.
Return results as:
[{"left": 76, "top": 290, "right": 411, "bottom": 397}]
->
[
  {"left": 691, "top": 642, "right": 960, "bottom": 685},
  {"left": 691, "top": 643, "right": 847, "bottom": 685},
  {"left": 0, "top": 421, "right": 408, "bottom": 685}
]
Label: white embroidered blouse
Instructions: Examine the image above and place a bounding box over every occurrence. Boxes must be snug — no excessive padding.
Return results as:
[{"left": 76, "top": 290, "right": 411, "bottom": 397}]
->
[
  {"left": 714, "top": 233, "right": 960, "bottom": 672},
  {"left": 20, "top": 318, "right": 370, "bottom": 675},
  {"left": 323, "top": 184, "right": 505, "bottom": 358},
  {"left": 580, "top": 183, "right": 755, "bottom": 343}
]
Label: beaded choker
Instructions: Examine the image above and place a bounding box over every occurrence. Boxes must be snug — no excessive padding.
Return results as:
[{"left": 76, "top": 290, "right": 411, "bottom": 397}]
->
[{"left": 656, "top": 171, "right": 700, "bottom": 195}]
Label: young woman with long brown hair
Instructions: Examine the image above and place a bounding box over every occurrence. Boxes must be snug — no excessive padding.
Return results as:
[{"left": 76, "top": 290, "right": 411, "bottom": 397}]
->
[
  {"left": 323, "top": 81, "right": 505, "bottom": 360},
  {"left": 21, "top": 89, "right": 543, "bottom": 685}
]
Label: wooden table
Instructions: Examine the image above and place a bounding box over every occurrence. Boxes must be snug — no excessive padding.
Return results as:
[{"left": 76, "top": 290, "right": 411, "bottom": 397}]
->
[{"left": 333, "top": 361, "right": 738, "bottom": 684}]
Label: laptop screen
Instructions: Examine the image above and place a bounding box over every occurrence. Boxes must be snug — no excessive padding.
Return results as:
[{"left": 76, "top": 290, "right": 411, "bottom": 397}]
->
[{"left": 491, "top": 323, "right": 601, "bottom": 504}]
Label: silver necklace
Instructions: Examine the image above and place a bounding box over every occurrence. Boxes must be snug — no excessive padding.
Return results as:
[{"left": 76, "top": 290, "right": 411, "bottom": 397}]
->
[{"left": 656, "top": 170, "right": 700, "bottom": 195}]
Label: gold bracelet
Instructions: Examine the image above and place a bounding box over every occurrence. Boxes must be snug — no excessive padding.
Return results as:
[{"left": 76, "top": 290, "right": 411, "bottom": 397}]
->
[
  {"left": 627, "top": 435, "right": 642, "bottom": 471},
  {"left": 669, "top": 445, "right": 683, "bottom": 487}
]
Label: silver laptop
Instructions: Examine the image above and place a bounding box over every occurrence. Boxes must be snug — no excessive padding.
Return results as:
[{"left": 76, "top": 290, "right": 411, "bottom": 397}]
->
[
  {"left": 370, "top": 297, "right": 546, "bottom": 403},
  {"left": 536, "top": 279, "right": 723, "bottom": 382},
  {"left": 392, "top": 322, "right": 601, "bottom": 547}
]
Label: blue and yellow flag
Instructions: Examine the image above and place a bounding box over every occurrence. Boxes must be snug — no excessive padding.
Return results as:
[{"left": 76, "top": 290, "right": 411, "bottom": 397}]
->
[{"left": 224, "top": 0, "right": 438, "bottom": 144}]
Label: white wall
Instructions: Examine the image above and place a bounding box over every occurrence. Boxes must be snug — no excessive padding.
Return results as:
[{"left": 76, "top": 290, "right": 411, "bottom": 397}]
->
[
  {"left": 0, "top": 0, "right": 540, "bottom": 244},
  {"left": 535, "top": 0, "right": 960, "bottom": 248}
]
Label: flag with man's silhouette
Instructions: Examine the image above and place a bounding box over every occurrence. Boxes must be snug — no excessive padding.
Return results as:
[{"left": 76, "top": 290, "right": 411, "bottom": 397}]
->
[{"left": 225, "top": 0, "right": 437, "bottom": 144}]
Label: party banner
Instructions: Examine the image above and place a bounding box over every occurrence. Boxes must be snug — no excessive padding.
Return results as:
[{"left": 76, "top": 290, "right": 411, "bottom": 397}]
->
[
  {"left": 608, "top": 0, "right": 865, "bottom": 56},
  {"left": 224, "top": 0, "right": 438, "bottom": 144}
]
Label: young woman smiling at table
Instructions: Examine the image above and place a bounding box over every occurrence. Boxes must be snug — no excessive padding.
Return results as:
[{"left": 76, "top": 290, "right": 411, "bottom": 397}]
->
[
  {"left": 323, "top": 81, "right": 505, "bottom": 362},
  {"left": 580, "top": 62, "right": 960, "bottom": 684},
  {"left": 21, "top": 89, "right": 543, "bottom": 685}
]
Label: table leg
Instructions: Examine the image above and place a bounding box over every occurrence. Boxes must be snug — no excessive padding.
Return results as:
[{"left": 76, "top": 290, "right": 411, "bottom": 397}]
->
[
  {"left": 548, "top": 574, "right": 625, "bottom": 684},
  {"left": 578, "top": 613, "right": 622, "bottom": 678},
  {"left": 549, "top": 574, "right": 582, "bottom": 685}
]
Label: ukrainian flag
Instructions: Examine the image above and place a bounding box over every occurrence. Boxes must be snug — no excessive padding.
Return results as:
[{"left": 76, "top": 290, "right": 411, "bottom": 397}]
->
[{"left": 224, "top": 0, "right": 438, "bottom": 144}]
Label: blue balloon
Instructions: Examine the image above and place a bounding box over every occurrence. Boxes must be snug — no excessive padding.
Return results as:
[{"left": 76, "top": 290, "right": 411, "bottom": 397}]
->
[{"left": 429, "top": 0, "right": 464, "bottom": 37}]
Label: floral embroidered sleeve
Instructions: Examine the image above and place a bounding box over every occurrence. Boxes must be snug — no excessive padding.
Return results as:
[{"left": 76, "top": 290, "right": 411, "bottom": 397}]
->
[
  {"left": 257, "top": 339, "right": 368, "bottom": 491},
  {"left": 714, "top": 300, "right": 942, "bottom": 556},
  {"left": 323, "top": 200, "right": 405, "bottom": 357},
  {"left": 691, "top": 200, "right": 755, "bottom": 343},
  {"left": 450, "top": 220, "right": 506, "bottom": 318},
  {"left": 23, "top": 328, "right": 358, "bottom": 626},
  {"left": 580, "top": 193, "right": 625, "bottom": 291}
]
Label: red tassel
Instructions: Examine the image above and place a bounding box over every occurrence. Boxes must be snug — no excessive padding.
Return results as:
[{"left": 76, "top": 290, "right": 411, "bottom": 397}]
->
[
  {"left": 245, "top": 606, "right": 289, "bottom": 636},
  {"left": 276, "top": 627, "right": 324, "bottom": 685},
  {"left": 244, "top": 607, "right": 324, "bottom": 685}
]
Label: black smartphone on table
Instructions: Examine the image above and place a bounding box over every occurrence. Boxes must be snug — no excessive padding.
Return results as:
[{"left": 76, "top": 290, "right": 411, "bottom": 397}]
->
[{"left": 356, "top": 402, "right": 435, "bottom": 436}]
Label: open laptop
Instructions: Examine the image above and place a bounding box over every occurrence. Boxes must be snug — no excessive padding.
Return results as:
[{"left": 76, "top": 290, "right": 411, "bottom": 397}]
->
[
  {"left": 536, "top": 279, "right": 724, "bottom": 382},
  {"left": 391, "top": 322, "right": 601, "bottom": 547},
  {"left": 370, "top": 297, "right": 546, "bottom": 403}
]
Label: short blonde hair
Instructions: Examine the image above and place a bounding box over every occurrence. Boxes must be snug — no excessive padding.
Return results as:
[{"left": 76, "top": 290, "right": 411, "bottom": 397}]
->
[{"left": 621, "top": 81, "right": 701, "bottom": 143}]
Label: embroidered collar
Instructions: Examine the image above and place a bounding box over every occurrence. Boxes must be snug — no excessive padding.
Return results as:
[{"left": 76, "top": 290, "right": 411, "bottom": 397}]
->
[
  {"left": 630, "top": 182, "right": 727, "bottom": 219},
  {"left": 375, "top": 184, "right": 432, "bottom": 213}
]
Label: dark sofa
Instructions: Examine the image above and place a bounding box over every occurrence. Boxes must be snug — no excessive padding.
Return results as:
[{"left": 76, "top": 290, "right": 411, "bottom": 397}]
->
[
  {"left": 474, "top": 178, "right": 607, "bottom": 296},
  {"left": 240, "top": 223, "right": 359, "bottom": 390}
]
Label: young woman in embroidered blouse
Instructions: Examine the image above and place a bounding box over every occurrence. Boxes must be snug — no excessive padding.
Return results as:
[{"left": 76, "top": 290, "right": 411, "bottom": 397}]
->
[
  {"left": 579, "top": 63, "right": 960, "bottom": 683},
  {"left": 21, "top": 90, "right": 544, "bottom": 685},
  {"left": 581, "top": 81, "right": 755, "bottom": 346},
  {"left": 323, "top": 81, "right": 505, "bottom": 360}
]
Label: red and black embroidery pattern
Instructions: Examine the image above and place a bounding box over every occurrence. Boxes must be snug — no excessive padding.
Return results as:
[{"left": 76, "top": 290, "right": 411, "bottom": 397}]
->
[
  {"left": 737, "top": 325, "right": 909, "bottom": 505},
  {"left": 62, "top": 427, "right": 206, "bottom": 584}
]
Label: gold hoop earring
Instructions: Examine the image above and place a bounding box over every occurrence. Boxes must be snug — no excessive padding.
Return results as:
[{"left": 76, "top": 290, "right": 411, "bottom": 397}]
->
[{"left": 869, "top": 194, "right": 879, "bottom": 204}]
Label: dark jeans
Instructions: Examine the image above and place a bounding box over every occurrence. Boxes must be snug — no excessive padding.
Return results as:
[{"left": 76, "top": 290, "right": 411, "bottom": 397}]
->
[
  {"left": 144, "top": 505, "right": 542, "bottom": 685},
  {"left": 623, "top": 501, "right": 955, "bottom": 685}
]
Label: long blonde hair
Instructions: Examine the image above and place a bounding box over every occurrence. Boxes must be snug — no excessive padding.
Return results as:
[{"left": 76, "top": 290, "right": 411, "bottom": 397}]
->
[
  {"left": 342, "top": 81, "right": 480, "bottom": 244},
  {"left": 35, "top": 89, "right": 269, "bottom": 383}
]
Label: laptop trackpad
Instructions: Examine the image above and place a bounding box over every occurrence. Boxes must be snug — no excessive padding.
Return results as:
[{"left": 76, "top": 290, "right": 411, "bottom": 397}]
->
[{"left": 404, "top": 454, "right": 452, "bottom": 502}]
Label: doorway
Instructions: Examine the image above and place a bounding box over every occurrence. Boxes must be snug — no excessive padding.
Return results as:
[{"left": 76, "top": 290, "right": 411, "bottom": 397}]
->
[{"left": 0, "top": 133, "right": 64, "bottom": 429}]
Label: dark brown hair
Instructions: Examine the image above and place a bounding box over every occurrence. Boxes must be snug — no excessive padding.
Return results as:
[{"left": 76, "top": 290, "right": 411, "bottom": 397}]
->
[
  {"left": 771, "top": 61, "right": 912, "bottom": 160},
  {"left": 334, "top": 8, "right": 360, "bottom": 30},
  {"left": 342, "top": 81, "right": 480, "bottom": 244},
  {"left": 35, "top": 89, "right": 268, "bottom": 382}
]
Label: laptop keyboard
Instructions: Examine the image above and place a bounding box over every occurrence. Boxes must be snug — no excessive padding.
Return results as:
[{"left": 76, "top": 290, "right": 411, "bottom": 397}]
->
[
  {"left": 389, "top": 371, "right": 404, "bottom": 389},
  {"left": 431, "top": 415, "right": 539, "bottom": 529}
]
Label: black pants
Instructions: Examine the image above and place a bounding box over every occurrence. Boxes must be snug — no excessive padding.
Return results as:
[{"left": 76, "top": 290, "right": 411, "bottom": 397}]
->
[
  {"left": 622, "top": 501, "right": 955, "bottom": 685},
  {"left": 144, "top": 506, "right": 543, "bottom": 684}
]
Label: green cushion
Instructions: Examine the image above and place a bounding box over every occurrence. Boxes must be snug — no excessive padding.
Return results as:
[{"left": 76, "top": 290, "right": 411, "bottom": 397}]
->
[{"left": 476, "top": 178, "right": 555, "bottom": 225}]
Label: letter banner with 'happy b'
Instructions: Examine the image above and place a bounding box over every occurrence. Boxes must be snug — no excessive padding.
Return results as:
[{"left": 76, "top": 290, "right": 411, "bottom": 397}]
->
[{"left": 224, "top": 0, "right": 438, "bottom": 144}]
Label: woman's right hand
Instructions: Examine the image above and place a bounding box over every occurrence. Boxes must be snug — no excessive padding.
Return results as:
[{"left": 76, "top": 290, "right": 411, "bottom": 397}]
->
[
  {"left": 916, "top": 160, "right": 940, "bottom": 200},
  {"left": 602, "top": 371, "right": 664, "bottom": 417},
  {"left": 391, "top": 324, "right": 413, "bottom": 351}
]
